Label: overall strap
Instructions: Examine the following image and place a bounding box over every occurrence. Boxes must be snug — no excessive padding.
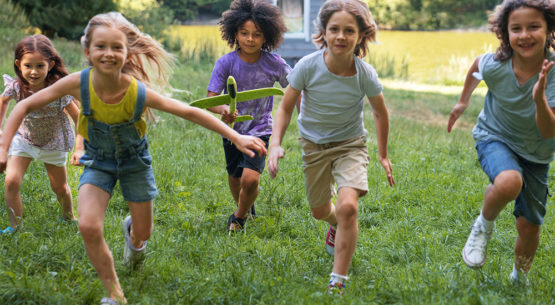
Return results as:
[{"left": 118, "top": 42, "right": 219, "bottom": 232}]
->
[
  {"left": 132, "top": 80, "right": 146, "bottom": 122},
  {"left": 80, "top": 68, "right": 92, "bottom": 116}
]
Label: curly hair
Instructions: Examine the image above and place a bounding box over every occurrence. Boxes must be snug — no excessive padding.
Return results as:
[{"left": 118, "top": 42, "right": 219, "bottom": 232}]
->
[
  {"left": 219, "top": 0, "right": 287, "bottom": 52},
  {"left": 489, "top": 0, "right": 555, "bottom": 62},
  {"left": 13, "top": 35, "right": 68, "bottom": 99},
  {"left": 312, "top": 0, "right": 377, "bottom": 58}
]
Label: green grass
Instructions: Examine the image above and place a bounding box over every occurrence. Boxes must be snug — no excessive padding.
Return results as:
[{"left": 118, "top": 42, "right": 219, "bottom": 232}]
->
[{"left": 0, "top": 41, "right": 553, "bottom": 305}]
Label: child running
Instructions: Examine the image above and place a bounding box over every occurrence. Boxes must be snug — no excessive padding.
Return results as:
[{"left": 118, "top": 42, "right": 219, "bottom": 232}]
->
[
  {"left": 0, "top": 34, "right": 78, "bottom": 234},
  {"left": 447, "top": 0, "right": 554, "bottom": 285},
  {"left": 206, "top": 0, "right": 291, "bottom": 232},
  {"left": 0, "top": 13, "right": 267, "bottom": 305},
  {"left": 267, "top": 0, "right": 395, "bottom": 295}
]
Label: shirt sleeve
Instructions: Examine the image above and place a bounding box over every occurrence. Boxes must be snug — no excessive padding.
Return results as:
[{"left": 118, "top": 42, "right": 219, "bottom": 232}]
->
[
  {"left": 286, "top": 58, "right": 307, "bottom": 91},
  {"left": 207, "top": 56, "right": 229, "bottom": 94},
  {"left": 360, "top": 62, "right": 383, "bottom": 98},
  {"left": 277, "top": 57, "right": 292, "bottom": 88},
  {"left": 2, "top": 74, "right": 16, "bottom": 98},
  {"left": 546, "top": 66, "right": 555, "bottom": 108}
]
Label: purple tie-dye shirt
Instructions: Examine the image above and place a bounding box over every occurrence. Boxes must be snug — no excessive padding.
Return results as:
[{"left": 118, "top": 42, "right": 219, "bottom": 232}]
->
[{"left": 207, "top": 50, "right": 291, "bottom": 137}]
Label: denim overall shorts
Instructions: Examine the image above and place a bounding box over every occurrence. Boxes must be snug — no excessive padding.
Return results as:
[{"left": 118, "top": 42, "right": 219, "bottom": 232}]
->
[{"left": 77, "top": 68, "right": 158, "bottom": 202}]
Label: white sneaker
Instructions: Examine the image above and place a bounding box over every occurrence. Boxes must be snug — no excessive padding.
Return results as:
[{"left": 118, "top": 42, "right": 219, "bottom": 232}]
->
[
  {"left": 325, "top": 225, "right": 336, "bottom": 256},
  {"left": 122, "top": 216, "right": 146, "bottom": 269},
  {"left": 462, "top": 219, "right": 492, "bottom": 268}
]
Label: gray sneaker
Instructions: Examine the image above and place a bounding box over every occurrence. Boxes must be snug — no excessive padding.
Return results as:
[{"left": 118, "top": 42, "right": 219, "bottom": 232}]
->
[
  {"left": 122, "top": 216, "right": 146, "bottom": 269},
  {"left": 462, "top": 219, "right": 493, "bottom": 268},
  {"left": 510, "top": 266, "right": 530, "bottom": 286}
]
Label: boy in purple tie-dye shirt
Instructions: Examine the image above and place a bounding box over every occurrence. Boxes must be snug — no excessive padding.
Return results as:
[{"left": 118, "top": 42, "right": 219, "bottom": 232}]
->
[{"left": 206, "top": 0, "right": 290, "bottom": 232}]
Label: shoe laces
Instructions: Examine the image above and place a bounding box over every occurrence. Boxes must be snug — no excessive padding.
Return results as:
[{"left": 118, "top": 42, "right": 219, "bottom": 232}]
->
[{"left": 467, "top": 223, "right": 491, "bottom": 249}]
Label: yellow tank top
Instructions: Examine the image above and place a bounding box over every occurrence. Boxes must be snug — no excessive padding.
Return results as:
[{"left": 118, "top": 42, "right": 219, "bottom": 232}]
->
[{"left": 77, "top": 71, "right": 147, "bottom": 141}]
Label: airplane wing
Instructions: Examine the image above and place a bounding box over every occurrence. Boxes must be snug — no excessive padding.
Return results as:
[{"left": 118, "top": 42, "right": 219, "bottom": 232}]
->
[
  {"left": 236, "top": 88, "right": 284, "bottom": 103},
  {"left": 235, "top": 115, "right": 254, "bottom": 122},
  {"left": 189, "top": 94, "right": 231, "bottom": 109}
]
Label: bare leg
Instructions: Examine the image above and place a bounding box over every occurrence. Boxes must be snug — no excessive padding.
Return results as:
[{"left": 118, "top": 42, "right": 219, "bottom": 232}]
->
[
  {"left": 234, "top": 168, "right": 260, "bottom": 219},
  {"left": 228, "top": 176, "right": 240, "bottom": 204},
  {"left": 330, "top": 187, "right": 360, "bottom": 276},
  {"left": 77, "top": 184, "right": 126, "bottom": 303},
  {"left": 44, "top": 163, "right": 75, "bottom": 221},
  {"left": 127, "top": 201, "right": 153, "bottom": 249},
  {"left": 514, "top": 216, "right": 541, "bottom": 273},
  {"left": 481, "top": 170, "right": 522, "bottom": 221},
  {"left": 4, "top": 156, "right": 32, "bottom": 228}
]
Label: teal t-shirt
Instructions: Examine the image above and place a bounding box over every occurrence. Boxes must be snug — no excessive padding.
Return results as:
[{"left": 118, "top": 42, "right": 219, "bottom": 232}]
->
[
  {"left": 288, "top": 49, "right": 383, "bottom": 144},
  {"left": 472, "top": 52, "right": 555, "bottom": 164}
]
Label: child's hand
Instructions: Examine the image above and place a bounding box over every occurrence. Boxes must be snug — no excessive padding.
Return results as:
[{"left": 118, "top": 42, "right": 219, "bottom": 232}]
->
[
  {"left": 379, "top": 156, "right": 395, "bottom": 187},
  {"left": 533, "top": 59, "right": 554, "bottom": 104},
  {"left": 447, "top": 102, "right": 468, "bottom": 133},
  {"left": 70, "top": 149, "right": 84, "bottom": 166},
  {"left": 234, "top": 135, "right": 267, "bottom": 158},
  {"left": 267, "top": 145, "right": 284, "bottom": 179},
  {"left": 221, "top": 107, "right": 238, "bottom": 124}
]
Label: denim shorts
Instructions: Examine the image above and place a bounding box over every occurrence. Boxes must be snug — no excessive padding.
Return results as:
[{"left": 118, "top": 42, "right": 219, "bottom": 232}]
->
[
  {"left": 476, "top": 140, "right": 550, "bottom": 225},
  {"left": 223, "top": 135, "right": 270, "bottom": 178},
  {"left": 78, "top": 148, "right": 158, "bottom": 202}
]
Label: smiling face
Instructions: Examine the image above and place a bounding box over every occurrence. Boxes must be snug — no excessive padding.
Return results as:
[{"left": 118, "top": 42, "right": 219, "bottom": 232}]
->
[
  {"left": 15, "top": 51, "right": 52, "bottom": 91},
  {"left": 235, "top": 20, "right": 265, "bottom": 58},
  {"left": 84, "top": 26, "right": 128, "bottom": 74},
  {"left": 323, "top": 10, "right": 362, "bottom": 58},
  {"left": 508, "top": 6, "right": 548, "bottom": 62}
]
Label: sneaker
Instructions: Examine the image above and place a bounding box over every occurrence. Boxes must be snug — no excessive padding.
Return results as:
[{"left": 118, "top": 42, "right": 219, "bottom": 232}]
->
[
  {"left": 0, "top": 227, "right": 14, "bottom": 235},
  {"left": 462, "top": 219, "right": 492, "bottom": 268},
  {"left": 247, "top": 204, "right": 256, "bottom": 220},
  {"left": 227, "top": 213, "right": 246, "bottom": 233},
  {"left": 122, "top": 216, "right": 146, "bottom": 269},
  {"left": 100, "top": 297, "right": 118, "bottom": 305},
  {"left": 326, "top": 282, "right": 345, "bottom": 296},
  {"left": 325, "top": 225, "right": 336, "bottom": 256}
]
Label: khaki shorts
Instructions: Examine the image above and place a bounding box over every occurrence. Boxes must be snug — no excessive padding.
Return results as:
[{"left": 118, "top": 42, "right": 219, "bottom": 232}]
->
[
  {"left": 8, "top": 134, "right": 68, "bottom": 167},
  {"left": 301, "top": 135, "right": 369, "bottom": 208}
]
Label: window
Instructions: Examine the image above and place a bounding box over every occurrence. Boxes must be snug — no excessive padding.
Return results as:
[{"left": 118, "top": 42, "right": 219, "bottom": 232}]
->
[{"left": 274, "top": 0, "right": 310, "bottom": 40}]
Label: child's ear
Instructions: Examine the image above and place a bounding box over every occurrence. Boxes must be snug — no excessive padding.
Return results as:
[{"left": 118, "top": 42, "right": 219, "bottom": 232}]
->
[
  {"left": 14, "top": 59, "right": 20, "bottom": 69},
  {"left": 49, "top": 60, "right": 55, "bottom": 71}
]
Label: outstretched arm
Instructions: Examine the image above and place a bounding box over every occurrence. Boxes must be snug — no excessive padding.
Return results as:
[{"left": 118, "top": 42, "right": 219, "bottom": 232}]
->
[
  {"left": 369, "top": 93, "right": 395, "bottom": 187},
  {"left": 267, "top": 85, "right": 300, "bottom": 178},
  {"left": 145, "top": 89, "right": 266, "bottom": 157},
  {"left": 447, "top": 56, "right": 481, "bottom": 132},
  {"left": 65, "top": 98, "right": 80, "bottom": 127},
  {"left": 533, "top": 59, "right": 555, "bottom": 139}
]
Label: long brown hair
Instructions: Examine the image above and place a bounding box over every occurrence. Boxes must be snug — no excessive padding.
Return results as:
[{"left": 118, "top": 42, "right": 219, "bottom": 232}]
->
[
  {"left": 312, "top": 0, "right": 377, "bottom": 58},
  {"left": 489, "top": 0, "right": 555, "bottom": 61},
  {"left": 14, "top": 35, "right": 68, "bottom": 98}
]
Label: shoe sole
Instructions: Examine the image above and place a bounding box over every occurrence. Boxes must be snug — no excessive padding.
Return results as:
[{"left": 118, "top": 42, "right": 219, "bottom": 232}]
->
[{"left": 461, "top": 247, "right": 485, "bottom": 269}]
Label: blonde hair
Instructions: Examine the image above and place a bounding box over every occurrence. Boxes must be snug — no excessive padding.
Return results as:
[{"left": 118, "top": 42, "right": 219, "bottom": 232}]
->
[
  {"left": 312, "top": 0, "right": 377, "bottom": 58},
  {"left": 81, "top": 12, "right": 174, "bottom": 91}
]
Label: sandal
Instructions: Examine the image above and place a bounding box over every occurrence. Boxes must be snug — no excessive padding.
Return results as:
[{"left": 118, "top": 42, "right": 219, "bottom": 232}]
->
[{"left": 227, "top": 213, "right": 246, "bottom": 233}]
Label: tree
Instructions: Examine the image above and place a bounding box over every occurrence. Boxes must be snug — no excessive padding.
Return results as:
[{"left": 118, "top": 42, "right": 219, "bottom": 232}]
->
[{"left": 10, "top": 0, "right": 117, "bottom": 40}]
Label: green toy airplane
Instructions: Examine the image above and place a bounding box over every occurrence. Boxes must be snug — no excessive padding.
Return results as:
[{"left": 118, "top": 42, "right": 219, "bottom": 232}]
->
[{"left": 190, "top": 76, "right": 284, "bottom": 126}]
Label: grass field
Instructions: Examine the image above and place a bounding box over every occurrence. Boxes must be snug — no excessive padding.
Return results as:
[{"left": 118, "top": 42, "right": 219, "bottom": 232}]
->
[{"left": 0, "top": 39, "right": 553, "bottom": 304}]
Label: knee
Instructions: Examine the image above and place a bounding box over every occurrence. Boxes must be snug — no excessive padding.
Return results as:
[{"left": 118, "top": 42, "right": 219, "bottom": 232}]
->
[
  {"left": 494, "top": 170, "right": 523, "bottom": 200},
  {"left": 50, "top": 182, "right": 70, "bottom": 197},
  {"left": 78, "top": 219, "right": 104, "bottom": 242},
  {"left": 241, "top": 176, "right": 259, "bottom": 192},
  {"left": 516, "top": 218, "right": 540, "bottom": 238},
  {"left": 4, "top": 176, "right": 22, "bottom": 193},
  {"left": 336, "top": 201, "right": 358, "bottom": 220},
  {"left": 311, "top": 203, "right": 332, "bottom": 220}
]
